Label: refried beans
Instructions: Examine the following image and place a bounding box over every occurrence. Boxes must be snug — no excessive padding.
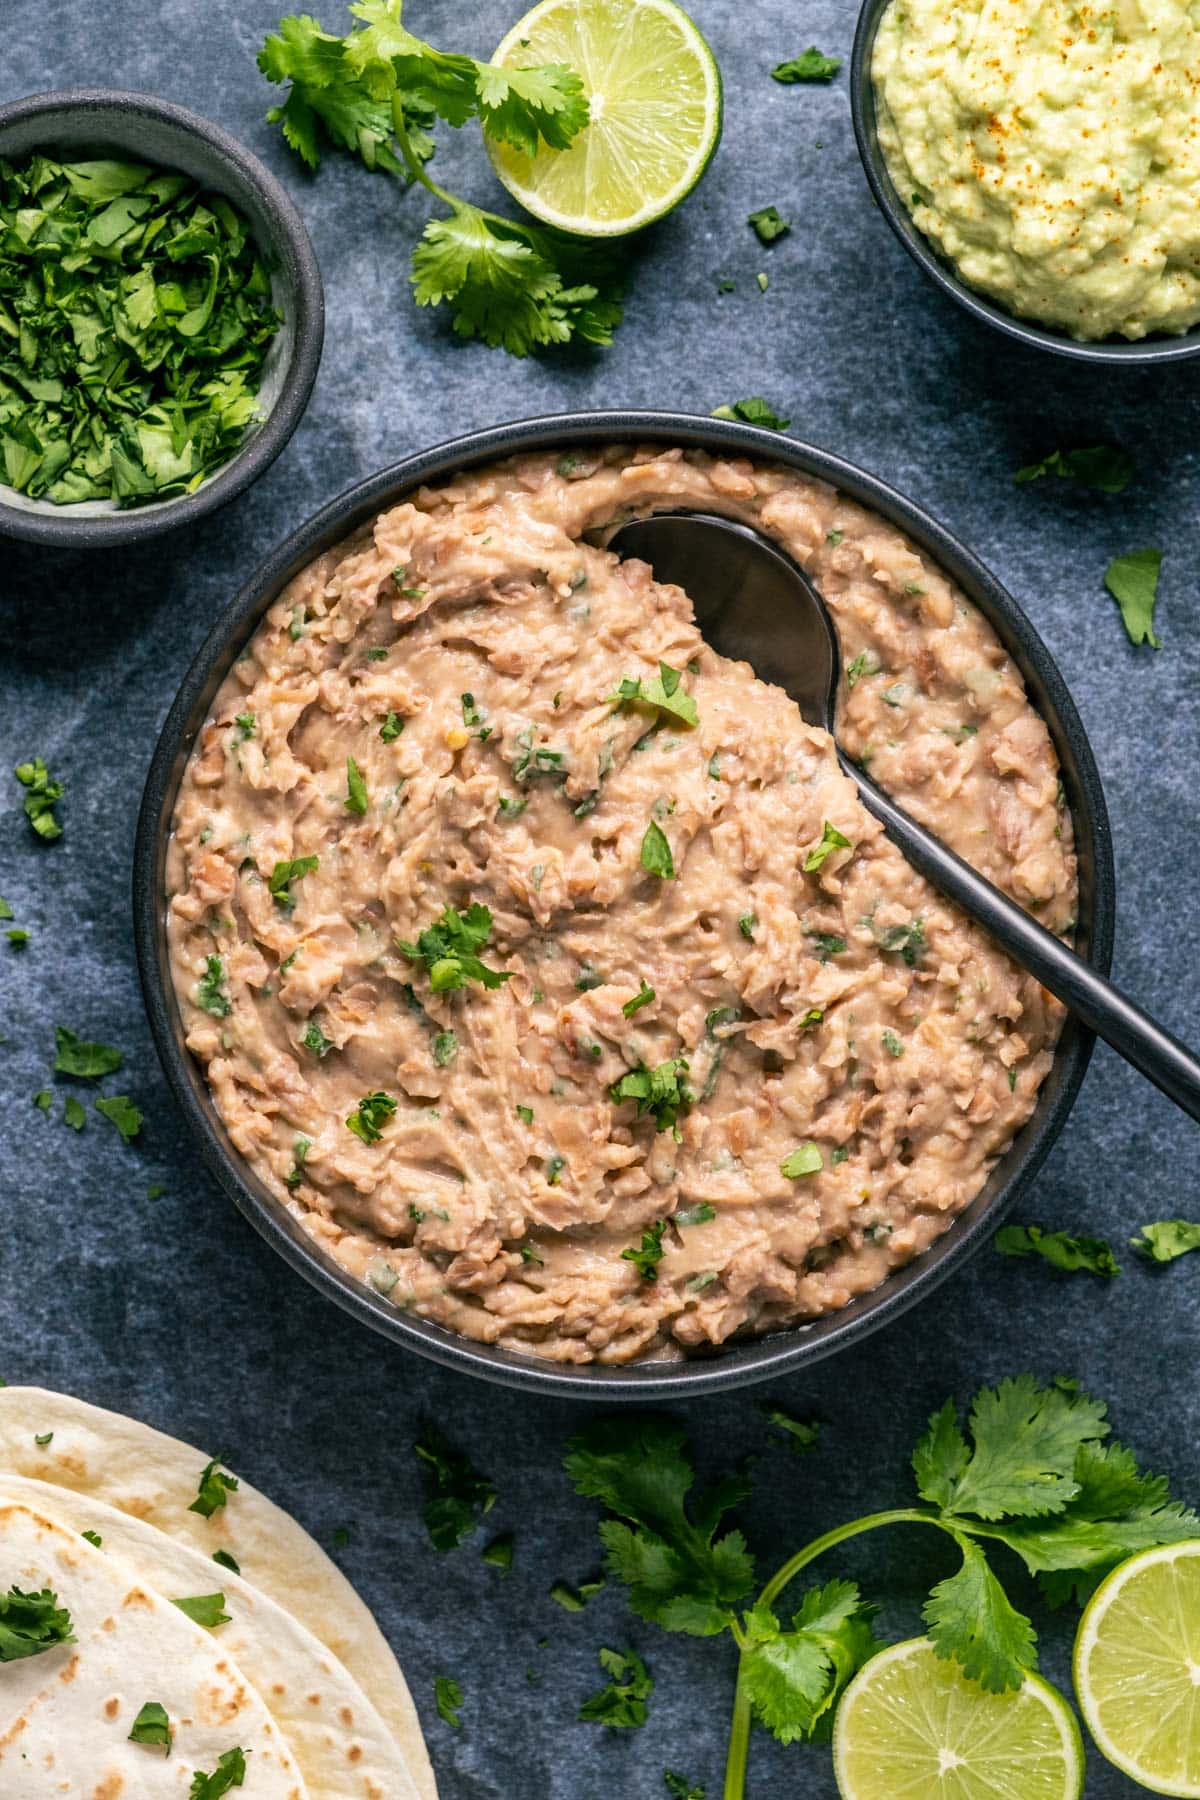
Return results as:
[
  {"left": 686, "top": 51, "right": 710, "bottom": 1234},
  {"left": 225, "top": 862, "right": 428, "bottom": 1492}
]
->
[{"left": 166, "top": 445, "right": 1076, "bottom": 1364}]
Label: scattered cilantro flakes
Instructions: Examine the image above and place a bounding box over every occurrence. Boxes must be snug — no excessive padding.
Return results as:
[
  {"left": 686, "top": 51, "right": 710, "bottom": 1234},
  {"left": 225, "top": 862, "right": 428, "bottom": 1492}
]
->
[
  {"left": 995, "top": 1225, "right": 1119, "bottom": 1279},
  {"left": 482, "top": 1534, "right": 513, "bottom": 1575},
  {"left": 760, "top": 1407, "right": 822, "bottom": 1454},
  {"left": 1131, "top": 1220, "right": 1200, "bottom": 1263},
  {"left": 844, "top": 650, "right": 877, "bottom": 689},
  {"left": 623, "top": 979, "right": 656, "bottom": 1017},
  {"left": 63, "top": 1095, "right": 86, "bottom": 1131},
  {"left": 188, "top": 1746, "right": 247, "bottom": 1798},
  {"left": 640, "top": 820, "right": 675, "bottom": 879},
  {"left": 196, "top": 956, "right": 232, "bottom": 1019},
  {"left": 0, "top": 153, "right": 280, "bottom": 508},
  {"left": 81, "top": 1529, "right": 103, "bottom": 1548},
  {"left": 33, "top": 1090, "right": 52, "bottom": 1113},
  {"left": 610, "top": 1057, "right": 693, "bottom": 1136},
  {"left": 233, "top": 712, "right": 256, "bottom": 741},
  {"left": 579, "top": 1646, "right": 653, "bottom": 1728},
  {"left": 780, "top": 1144, "right": 823, "bottom": 1179},
  {"left": 738, "top": 913, "right": 757, "bottom": 940},
  {"left": 803, "top": 821, "right": 851, "bottom": 872},
  {"left": 301, "top": 1018, "right": 334, "bottom": 1058},
  {"left": 95, "top": 1095, "right": 142, "bottom": 1142},
  {"left": 267, "top": 854, "right": 318, "bottom": 912},
  {"left": 516, "top": 1103, "right": 534, "bottom": 1126},
  {"left": 877, "top": 918, "right": 925, "bottom": 966},
  {"left": 621, "top": 1220, "right": 667, "bottom": 1282},
  {"left": 53, "top": 1026, "right": 123, "bottom": 1077},
  {"left": 189, "top": 1457, "right": 239, "bottom": 1519},
  {"left": 808, "top": 931, "right": 846, "bottom": 961},
  {"left": 0, "top": 1586, "right": 75, "bottom": 1662},
  {"left": 398, "top": 902, "right": 511, "bottom": 992},
  {"left": 415, "top": 1425, "right": 496, "bottom": 1552},
  {"left": 171, "top": 1591, "right": 231, "bottom": 1628},
  {"left": 881, "top": 1028, "right": 905, "bottom": 1058},
  {"left": 434, "top": 1673, "right": 463, "bottom": 1728},
  {"left": 712, "top": 397, "right": 790, "bottom": 431},
  {"left": 1104, "top": 547, "right": 1162, "bottom": 647},
  {"left": 748, "top": 205, "right": 790, "bottom": 245},
  {"left": 128, "top": 1700, "right": 172, "bottom": 1753},
  {"left": 432, "top": 1029, "right": 458, "bottom": 1067},
  {"left": 345, "top": 1090, "right": 397, "bottom": 1144},
  {"left": 1015, "top": 445, "right": 1134, "bottom": 494},
  {"left": 344, "top": 754, "right": 369, "bottom": 814},
  {"left": 13, "top": 759, "right": 64, "bottom": 840},
  {"left": 772, "top": 48, "right": 842, "bottom": 82}
]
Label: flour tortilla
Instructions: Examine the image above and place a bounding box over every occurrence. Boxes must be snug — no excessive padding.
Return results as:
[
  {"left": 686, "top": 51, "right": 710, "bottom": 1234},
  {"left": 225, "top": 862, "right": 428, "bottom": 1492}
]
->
[
  {"left": 0, "top": 1499, "right": 307, "bottom": 1796},
  {"left": 0, "top": 1387, "right": 436, "bottom": 1800},
  {"left": 0, "top": 1474, "right": 423, "bottom": 1800}
]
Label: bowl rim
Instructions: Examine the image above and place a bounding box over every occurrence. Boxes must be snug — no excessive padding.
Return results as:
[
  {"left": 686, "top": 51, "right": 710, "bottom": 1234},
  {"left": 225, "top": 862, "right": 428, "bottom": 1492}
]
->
[
  {"left": 133, "top": 409, "right": 1117, "bottom": 1399},
  {"left": 0, "top": 86, "right": 325, "bottom": 548},
  {"left": 849, "top": 0, "right": 1200, "bottom": 366}
]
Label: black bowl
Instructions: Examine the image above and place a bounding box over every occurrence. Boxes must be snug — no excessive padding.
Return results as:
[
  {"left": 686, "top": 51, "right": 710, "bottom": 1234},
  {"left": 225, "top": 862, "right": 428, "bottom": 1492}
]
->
[
  {"left": 134, "top": 411, "right": 1116, "bottom": 1398},
  {"left": 0, "top": 88, "right": 324, "bottom": 547},
  {"left": 850, "top": 0, "right": 1200, "bottom": 366}
]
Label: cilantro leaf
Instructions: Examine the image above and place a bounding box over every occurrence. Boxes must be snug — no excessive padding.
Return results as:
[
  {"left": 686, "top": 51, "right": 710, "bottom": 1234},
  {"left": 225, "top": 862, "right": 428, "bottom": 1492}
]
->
[
  {"left": 610, "top": 1057, "right": 693, "bottom": 1135},
  {"left": 803, "top": 821, "right": 851, "bottom": 872},
  {"left": 911, "top": 1399, "right": 970, "bottom": 1510},
  {"left": 640, "top": 820, "right": 675, "bottom": 879},
  {"left": 434, "top": 1673, "right": 463, "bottom": 1727},
  {"left": 0, "top": 1586, "right": 75, "bottom": 1662},
  {"left": 611, "top": 662, "right": 699, "bottom": 729},
  {"left": 995, "top": 1224, "right": 1119, "bottom": 1279},
  {"left": 772, "top": 49, "right": 842, "bottom": 82},
  {"left": 780, "top": 1144, "right": 823, "bottom": 1179},
  {"left": 189, "top": 1747, "right": 246, "bottom": 1798},
  {"left": 95, "top": 1095, "right": 142, "bottom": 1142},
  {"left": 579, "top": 1646, "right": 653, "bottom": 1727},
  {"left": 741, "top": 1581, "right": 880, "bottom": 1740},
  {"left": 397, "top": 901, "right": 511, "bottom": 991},
  {"left": 565, "top": 1415, "right": 755, "bottom": 1638},
  {"left": 1131, "top": 1220, "right": 1200, "bottom": 1263},
  {"left": 172, "top": 1592, "right": 231, "bottom": 1628},
  {"left": 1105, "top": 547, "right": 1162, "bottom": 647},
  {"left": 1015, "top": 445, "right": 1134, "bottom": 494},
  {"left": 189, "top": 1457, "right": 239, "bottom": 1519},
  {"left": 474, "top": 61, "right": 589, "bottom": 156},
  {"left": 268, "top": 855, "right": 319, "bottom": 911},
  {"left": 53, "top": 1026, "right": 122, "bottom": 1078},
  {"left": 258, "top": 14, "right": 408, "bottom": 174},
  {"left": 415, "top": 1425, "right": 496, "bottom": 1551},
  {"left": 129, "top": 1700, "right": 172, "bottom": 1753},
  {"left": 930, "top": 1375, "right": 1109, "bottom": 1521},
  {"left": 301, "top": 1018, "right": 334, "bottom": 1057},
  {"left": 712, "top": 398, "right": 790, "bottom": 431},
  {"left": 14, "top": 759, "right": 64, "bottom": 840},
  {"left": 923, "top": 1536, "right": 1037, "bottom": 1692},
  {"left": 196, "top": 957, "right": 232, "bottom": 1019},
  {"left": 345, "top": 1090, "right": 397, "bottom": 1143},
  {"left": 621, "top": 1220, "right": 667, "bottom": 1282},
  {"left": 345, "top": 755, "right": 369, "bottom": 814},
  {"left": 748, "top": 205, "right": 790, "bottom": 245}
]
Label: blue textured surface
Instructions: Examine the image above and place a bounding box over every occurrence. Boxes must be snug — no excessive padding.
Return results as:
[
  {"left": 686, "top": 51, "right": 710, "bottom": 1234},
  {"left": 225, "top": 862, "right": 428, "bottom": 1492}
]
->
[{"left": 3, "top": 3, "right": 1199, "bottom": 1795}]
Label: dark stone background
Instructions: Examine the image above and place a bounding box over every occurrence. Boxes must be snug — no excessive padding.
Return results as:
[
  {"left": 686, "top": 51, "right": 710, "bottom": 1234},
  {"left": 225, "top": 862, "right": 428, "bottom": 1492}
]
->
[{"left": 3, "top": 3, "right": 1198, "bottom": 1794}]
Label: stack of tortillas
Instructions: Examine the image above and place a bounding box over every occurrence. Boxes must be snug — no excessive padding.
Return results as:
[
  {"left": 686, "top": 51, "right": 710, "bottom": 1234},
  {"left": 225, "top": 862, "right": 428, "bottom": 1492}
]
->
[{"left": 0, "top": 1385, "right": 437, "bottom": 1796}]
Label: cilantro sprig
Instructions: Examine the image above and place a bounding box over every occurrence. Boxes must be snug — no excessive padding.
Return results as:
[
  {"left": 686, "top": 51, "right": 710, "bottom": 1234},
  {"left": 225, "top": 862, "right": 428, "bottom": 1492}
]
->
[
  {"left": 258, "top": 4, "right": 625, "bottom": 356},
  {"left": 0, "top": 1585, "right": 75, "bottom": 1662},
  {"left": 565, "top": 1375, "right": 1200, "bottom": 1795}
]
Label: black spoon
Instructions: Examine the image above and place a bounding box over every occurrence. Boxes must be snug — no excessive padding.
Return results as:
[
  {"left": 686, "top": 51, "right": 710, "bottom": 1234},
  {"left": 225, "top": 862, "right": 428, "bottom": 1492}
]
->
[{"left": 608, "top": 511, "right": 1200, "bottom": 1123}]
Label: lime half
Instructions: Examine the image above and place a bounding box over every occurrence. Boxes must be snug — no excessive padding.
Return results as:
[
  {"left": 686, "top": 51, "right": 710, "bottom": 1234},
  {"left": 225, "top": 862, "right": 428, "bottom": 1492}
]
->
[
  {"left": 833, "top": 1638, "right": 1084, "bottom": 1800},
  {"left": 1075, "top": 1539, "right": 1200, "bottom": 1796},
  {"left": 487, "top": 0, "right": 722, "bottom": 236}
]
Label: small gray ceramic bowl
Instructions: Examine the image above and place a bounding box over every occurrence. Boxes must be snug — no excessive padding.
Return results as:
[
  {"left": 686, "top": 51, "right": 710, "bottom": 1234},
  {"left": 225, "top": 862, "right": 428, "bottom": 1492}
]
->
[
  {"left": 0, "top": 88, "right": 324, "bottom": 548},
  {"left": 135, "top": 411, "right": 1116, "bottom": 1399},
  {"left": 850, "top": 0, "right": 1200, "bottom": 366}
]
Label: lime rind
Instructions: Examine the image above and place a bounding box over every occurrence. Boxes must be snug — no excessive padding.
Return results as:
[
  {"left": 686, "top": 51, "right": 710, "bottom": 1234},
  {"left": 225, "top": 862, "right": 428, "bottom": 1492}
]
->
[
  {"left": 487, "top": 0, "right": 722, "bottom": 237},
  {"left": 833, "top": 1637, "right": 1085, "bottom": 1800},
  {"left": 1074, "top": 1539, "right": 1200, "bottom": 1798}
]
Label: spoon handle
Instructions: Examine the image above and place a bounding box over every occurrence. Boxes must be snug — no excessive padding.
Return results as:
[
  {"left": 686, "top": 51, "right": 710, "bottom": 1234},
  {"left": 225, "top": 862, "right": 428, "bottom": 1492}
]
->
[{"left": 848, "top": 762, "right": 1200, "bottom": 1123}]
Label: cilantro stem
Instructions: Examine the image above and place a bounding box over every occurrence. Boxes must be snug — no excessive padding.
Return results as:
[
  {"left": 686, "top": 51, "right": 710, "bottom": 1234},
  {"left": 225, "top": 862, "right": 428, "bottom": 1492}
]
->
[
  {"left": 723, "top": 1508, "right": 951, "bottom": 1800},
  {"left": 389, "top": 94, "right": 548, "bottom": 242}
]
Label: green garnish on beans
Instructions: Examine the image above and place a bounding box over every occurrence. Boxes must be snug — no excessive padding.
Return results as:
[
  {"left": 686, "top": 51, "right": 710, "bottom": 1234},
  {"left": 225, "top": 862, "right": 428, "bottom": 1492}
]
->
[{"left": 0, "top": 153, "right": 281, "bottom": 506}]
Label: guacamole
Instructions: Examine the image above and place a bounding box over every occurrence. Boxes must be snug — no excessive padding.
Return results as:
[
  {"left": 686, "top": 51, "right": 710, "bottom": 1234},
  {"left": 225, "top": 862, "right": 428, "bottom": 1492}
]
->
[{"left": 873, "top": 0, "right": 1200, "bottom": 341}]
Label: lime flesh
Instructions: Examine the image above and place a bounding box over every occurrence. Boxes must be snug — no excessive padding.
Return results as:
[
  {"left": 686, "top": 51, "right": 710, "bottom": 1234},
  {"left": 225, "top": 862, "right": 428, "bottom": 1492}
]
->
[
  {"left": 1075, "top": 1539, "right": 1200, "bottom": 1796},
  {"left": 487, "top": 0, "right": 722, "bottom": 236},
  {"left": 833, "top": 1637, "right": 1085, "bottom": 1800}
]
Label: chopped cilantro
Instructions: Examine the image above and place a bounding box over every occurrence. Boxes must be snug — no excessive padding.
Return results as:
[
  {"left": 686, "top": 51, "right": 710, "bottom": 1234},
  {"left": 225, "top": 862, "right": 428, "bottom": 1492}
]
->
[
  {"left": 434, "top": 1674, "right": 463, "bottom": 1728},
  {"left": 546, "top": 1153, "right": 566, "bottom": 1186},
  {"left": 188, "top": 1746, "right": 246, "bottom": 1797},
  {"left": 1131, "top": 1220, "right": 1200, "bottom": 1263},
  {"left": 738, "top": 913, "right": 757, "bottom": 940},
  {"left": 171, "top": 1592, "right": 230, "bottom": 1628},
  {"left": 881, "top": 1029, "right": 905, "bottom": 1057},
  {"left": 622, "top": 979, "right": 656, "bottom": 1017},
  {"left": 33, "top": 1090, "right": 51, "bottom": 1113},
  {"left": 7, "top": 927, "right": 28, "bottom": 948},
  {"left": 267, "top": 854, "right": 318, "bottom": 912},
  {"left": 610, "top": 1057, "right": 693, "bottom": 1136},
  {"left": 63, "top": 1095, "right": 86, "bottom": 1131},
  {"left": 212, "top": 1548, "right": 241, "bottom": 1575},
  {"left": 300, "top": 1018, "right": 334, "bottom": 1057},
  {"left": 780, "top": 1144, "right": 823, "bottom": 1178},
  {"left": 346, "top": 1090, "right": 397, "bottom": 1143},
  {"left": 712, "top": 398, "right": 789, "bottom": 431},
  {"left": 398, "top": 902, "right": 511, "bottom": 992},
  {"left": 0, "top": 1586, "right": 75, "bottom": 1662},
  {"left": 760, "top": 1405, "right": 822, "bottom": 1454},
  {"left": 95, "top": 1095, "right": 142, "bottom": 1142},
  {"left": 516, "top": 1104, "right": 534, "bottom": 1126},
  {"left": 610, "top": 662, "right": 699, "bottom": 729},
  {"left": 379, "top": 710, "right": 405, "bottom": 742},
  {"left": 995, "top": 1225, "right": 1119, "bottom": 1279},
  {"left": 189, "top": 1457, "right": 239, "bottom": 1519},
  {"left": 664, "top": 1774, "right": 705, "bottom": 1800},
  {"left": 748, "top": 205, "right": 790, "bottom": 244},
  {"left": 482, "top": 1534, "right": 514, "bottom": 1575},
  {"left": 196, "top": 957, "right": 231, "bottom": 1019},
  {"left": 808, "top": 931, "right": 846, "bottom": 961},
  {"left": 344, "top": 754, "right": 369, "bottom": 814},
  {"left": 432, "top": 1030, "right": 458, "bottom": 1067},
  {"left": 845, "top": 650, "right": 877, "bottom": 689},
  {"left": 128, "top": 1700, "right": 172, "bottom": 1753},
  {"left": 1104, "top": 548, "right": 1162, "bottom": 648},
  {"left": 53, "top": 1026, "right": 122, "bottom": 1077},
  {"left": 415, "top": 1424, "right": 496, "bottom": 1552},
  {"left": 497, "top": 794, "right": 526, "bottom": 818},
  {"left": 640, "top": 820, "right": 675, "bottom": 879},
  {"left": 1015, "top": 446, "right": 1134, "bottom": 494},
  {"left": 621, "top": 1219, "right": 667, "bottom": 1281},
  {"left": 551, "top": 1576, "right": 604, "bottom": 1610},
  {"left": 14, "top": 759, "right": 64, "bottom": 840},
  {"left": 579, "top": 1646, "right": 653, "bottom": 1728},
  {"left": 233, "top": 712, "right": 256, "bottom": 741},
  {"left": 878, "top": 918, "right": 925, "bottom": 965},
  {"left": 675, "top": 1202, "right": 716, "bottom": 1227},
  {"left": 82, "top": 1529, "right": 103, "bottom": 1547},
  {"left": 772, "top": 48, "right": 842, "bottom": 81},
  {"left": 803, "top": 821, "right": 851, "bottom": 872}
]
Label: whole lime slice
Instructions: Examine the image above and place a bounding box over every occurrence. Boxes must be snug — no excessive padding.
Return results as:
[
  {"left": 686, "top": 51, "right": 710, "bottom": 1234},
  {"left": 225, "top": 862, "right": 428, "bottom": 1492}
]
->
[
  {"left": 486, "top": 0, "right": 722, "bottom": 236},
  {"left": 833, "top": 1637, "right": 1084, "bottom": 1800},
  {"left": 1075, "top": 1539, "right": 1200, "bottom": 1795}
]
